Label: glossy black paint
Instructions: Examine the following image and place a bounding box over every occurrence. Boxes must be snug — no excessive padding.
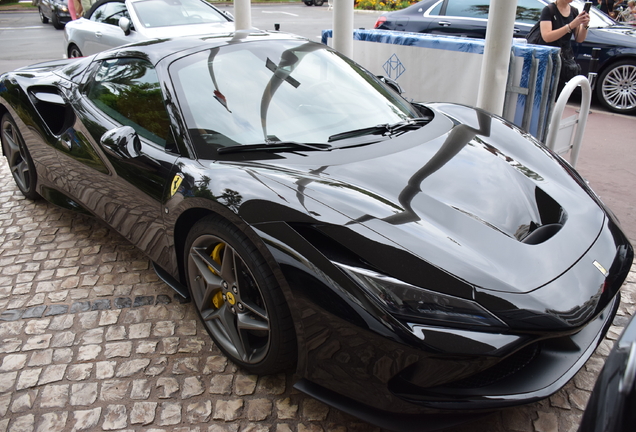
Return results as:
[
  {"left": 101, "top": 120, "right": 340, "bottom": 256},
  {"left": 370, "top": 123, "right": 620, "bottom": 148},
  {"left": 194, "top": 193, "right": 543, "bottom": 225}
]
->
[
  {"left": 39, "top": 0, "right": 71, "bottom": 29},
  {"left": 579, "top": 313, "right": 636, "bottom": 432},
  {"left": 0, "top": 33, "right": 632, "bottom": 430}
]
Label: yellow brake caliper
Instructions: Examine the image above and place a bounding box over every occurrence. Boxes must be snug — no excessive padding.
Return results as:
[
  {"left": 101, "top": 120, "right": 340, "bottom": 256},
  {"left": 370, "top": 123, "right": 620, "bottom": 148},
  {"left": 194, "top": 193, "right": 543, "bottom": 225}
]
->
[{"left": 209, "top": 243, "right": 225, "bottom": 309}]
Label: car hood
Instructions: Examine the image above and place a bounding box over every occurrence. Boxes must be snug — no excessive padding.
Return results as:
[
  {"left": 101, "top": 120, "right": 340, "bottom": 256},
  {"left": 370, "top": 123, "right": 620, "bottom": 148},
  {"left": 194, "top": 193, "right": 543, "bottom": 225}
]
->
[
  {"left": 589, "top": 25, "right": 636, "bottom": 46},
  {"left": 244, "top": 103, "right": 606, "bottom": 294}
]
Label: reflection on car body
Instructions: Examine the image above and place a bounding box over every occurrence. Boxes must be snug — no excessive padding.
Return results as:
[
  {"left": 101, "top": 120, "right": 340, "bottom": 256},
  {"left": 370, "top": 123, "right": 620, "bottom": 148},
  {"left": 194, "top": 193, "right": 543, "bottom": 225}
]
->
[{"left": 0, "top": 32, "right": 633, "bottom": 431}]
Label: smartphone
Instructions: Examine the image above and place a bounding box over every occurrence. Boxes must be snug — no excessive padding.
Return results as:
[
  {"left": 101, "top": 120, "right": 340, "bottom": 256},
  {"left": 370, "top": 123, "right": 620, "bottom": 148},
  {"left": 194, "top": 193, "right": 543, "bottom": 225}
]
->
[{"left": 584, "top": 1, "right": 592, "bottom": 13}]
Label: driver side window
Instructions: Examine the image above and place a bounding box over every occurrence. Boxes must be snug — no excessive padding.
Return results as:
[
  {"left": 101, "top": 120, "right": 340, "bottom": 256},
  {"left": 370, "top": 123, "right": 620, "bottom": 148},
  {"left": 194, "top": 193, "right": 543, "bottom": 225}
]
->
[{"left": 86, "top": 58, "right": 173, "bottom": 149}]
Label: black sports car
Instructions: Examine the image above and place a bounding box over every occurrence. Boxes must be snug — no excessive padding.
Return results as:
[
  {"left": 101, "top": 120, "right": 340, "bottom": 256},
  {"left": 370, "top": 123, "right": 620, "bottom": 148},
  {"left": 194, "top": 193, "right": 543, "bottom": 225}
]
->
[
  {"left": 38, "top": 0, "right": 71, "bottom": 30},
  {"left": 374, "top": 0, "right": 636, "bottom": 115},
  {"left": 0, "top": 31, "right": 632, "bottom": 430}
]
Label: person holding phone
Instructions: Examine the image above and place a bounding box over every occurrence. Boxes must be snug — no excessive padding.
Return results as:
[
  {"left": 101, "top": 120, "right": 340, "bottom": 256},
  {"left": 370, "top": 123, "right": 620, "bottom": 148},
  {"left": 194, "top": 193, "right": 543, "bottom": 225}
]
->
[{"left": 538, "top": 0, "right": 591, "bottom": 93}]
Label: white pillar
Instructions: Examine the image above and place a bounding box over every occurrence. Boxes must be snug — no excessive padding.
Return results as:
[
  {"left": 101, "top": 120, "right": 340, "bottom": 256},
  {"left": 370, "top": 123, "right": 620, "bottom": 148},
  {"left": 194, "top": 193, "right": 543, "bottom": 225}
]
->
[
  {"left": 333, "top": 0, "right": 354, "bottom": 57},
  {"left": 476, "top": 0, "right": 517, "bottom": 116},
  {"left": 234, "top": 0, "right": 252, "bottom": 31}
]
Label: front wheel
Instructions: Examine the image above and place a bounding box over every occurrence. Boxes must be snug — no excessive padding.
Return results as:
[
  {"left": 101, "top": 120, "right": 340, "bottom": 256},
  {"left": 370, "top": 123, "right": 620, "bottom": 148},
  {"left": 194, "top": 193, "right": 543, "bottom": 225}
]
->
[
  {"left": 304, "top": 1, "right": 313, "bottom": 4},
  {"left": 51, "top": 13, "right": 64, "bottom": 30},
  {"left": 1, "top": 113, "right": 40, "bottom": 200},
  {"left": 596, "top": 59, "right": 636, "bottom": 115},
  {"left": 39, "top": 7, "right": 49, "bottom": 23},
  {"left": 185, "top": 215, "right": 296, "bottom": 374},
  {"left": 68, "top": 44, "right": 83, "bottom": 58},
  {"left": 313, "top": 0, "right": 324, "bottom": 5}
]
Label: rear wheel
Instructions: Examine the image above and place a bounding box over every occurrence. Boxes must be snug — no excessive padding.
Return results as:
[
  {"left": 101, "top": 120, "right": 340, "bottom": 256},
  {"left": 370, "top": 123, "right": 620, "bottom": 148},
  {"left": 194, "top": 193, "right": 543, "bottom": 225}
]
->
[
  {"left": 314, "top": 0, "right": 324, "bottom": 5},
  {"left": 304, "top": 1, "right": 313, "bottom": 5},
  {"left": 1, "top": 113, "right": 39, "bottom": 200},
  {"left": 185, "top": 215, "right": 296, "bottom": 374},
  {"left": 596, "top": 59, "right": 636, "bottom": 115},
  {"left": 39, "top": 7, "right": 49, "bottom": 23},
  {"left": 68, "top": 44, "right": 83, "bottom": 58}
]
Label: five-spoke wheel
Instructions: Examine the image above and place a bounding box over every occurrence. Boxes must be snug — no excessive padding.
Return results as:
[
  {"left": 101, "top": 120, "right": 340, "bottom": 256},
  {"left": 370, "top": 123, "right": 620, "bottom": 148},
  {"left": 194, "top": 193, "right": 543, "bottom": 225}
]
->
[
  {"left": 1, "top": 113, "right": 39, "bottom": 200},
  {"left": 185, "top": 215, "right": 296, "bottom": 374}
]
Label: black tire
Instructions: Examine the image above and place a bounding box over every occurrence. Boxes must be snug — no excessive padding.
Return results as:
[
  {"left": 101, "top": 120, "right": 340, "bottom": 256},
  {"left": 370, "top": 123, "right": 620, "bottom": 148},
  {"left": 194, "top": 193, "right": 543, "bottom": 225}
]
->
[
  {"left": 314, "top": 0, "right": 324, "bottom": 5},
  {"left": 185, "top": 215, "right": 296, "bottom": 374},
  {"left": 39, "top": 7, "right": 49, "bottom": 24},
  {"left": 1, "top": 113, "right": 40, "bottom": 200},
  {"left": 596, "top": 59, "right": 636, "bottom": 115},
  {"left": 68, "top": 44, "right": 83, "bottom": 58},
  {"left": 304, "top": 1, "right": 313, "bottom": 5},
  {"left": 51, "top": 13, "right": 64, "bottom": 30}
]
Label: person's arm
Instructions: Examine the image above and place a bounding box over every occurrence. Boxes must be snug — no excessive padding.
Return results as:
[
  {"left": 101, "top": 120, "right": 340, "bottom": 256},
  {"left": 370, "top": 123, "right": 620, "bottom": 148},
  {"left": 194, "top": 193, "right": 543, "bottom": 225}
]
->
[{"left": 541, "top": 11, "right": 590, "bottom": 43}]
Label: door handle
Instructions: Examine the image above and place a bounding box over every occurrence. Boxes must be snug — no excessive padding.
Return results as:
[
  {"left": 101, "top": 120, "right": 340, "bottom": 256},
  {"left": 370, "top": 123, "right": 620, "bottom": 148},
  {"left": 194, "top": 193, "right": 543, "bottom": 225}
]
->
[
  {"left": 437, "top": 21, "right": 451, "bottom": 27},
  {"left": 95, "top": 31, "right": 102, "bottom": 38}
]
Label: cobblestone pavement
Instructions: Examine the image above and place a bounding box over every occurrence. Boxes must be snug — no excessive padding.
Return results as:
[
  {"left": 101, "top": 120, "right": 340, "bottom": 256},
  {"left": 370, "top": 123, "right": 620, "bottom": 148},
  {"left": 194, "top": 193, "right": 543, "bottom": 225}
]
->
[{"left": 0, "top": 156, "right": 634, "bottom": 432}]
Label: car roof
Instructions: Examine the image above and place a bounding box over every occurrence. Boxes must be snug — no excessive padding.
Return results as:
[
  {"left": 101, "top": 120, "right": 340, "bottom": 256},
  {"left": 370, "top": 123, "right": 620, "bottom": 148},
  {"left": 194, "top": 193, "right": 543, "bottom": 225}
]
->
[{"left": 92, "top": 31, "right": 311, "bottom": 66}]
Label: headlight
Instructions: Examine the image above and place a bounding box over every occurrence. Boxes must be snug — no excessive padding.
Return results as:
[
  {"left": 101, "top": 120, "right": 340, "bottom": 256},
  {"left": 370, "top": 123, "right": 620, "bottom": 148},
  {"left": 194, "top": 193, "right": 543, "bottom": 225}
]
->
[
  {"left": 60, "top": 5, "right": 69, "bottom": 12},
  {"left": 336, "top": 263, "right": 506, "bottom": 328}
]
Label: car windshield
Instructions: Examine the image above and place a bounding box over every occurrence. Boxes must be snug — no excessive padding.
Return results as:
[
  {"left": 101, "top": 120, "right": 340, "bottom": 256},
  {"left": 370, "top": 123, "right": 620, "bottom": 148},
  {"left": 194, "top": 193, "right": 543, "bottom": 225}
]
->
[
  {"left": 132, "top": 0, "right": 227, "bottom": 29},
  {"left": 170, "top": 38, "right": 421, "bottom": 156}
]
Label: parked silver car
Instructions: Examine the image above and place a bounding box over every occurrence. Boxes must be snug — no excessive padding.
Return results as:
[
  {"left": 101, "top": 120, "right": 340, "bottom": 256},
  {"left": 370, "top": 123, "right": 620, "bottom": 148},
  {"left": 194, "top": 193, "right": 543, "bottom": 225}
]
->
[{"left": 63, "top": 0, "right": 234, "bottom": 58}]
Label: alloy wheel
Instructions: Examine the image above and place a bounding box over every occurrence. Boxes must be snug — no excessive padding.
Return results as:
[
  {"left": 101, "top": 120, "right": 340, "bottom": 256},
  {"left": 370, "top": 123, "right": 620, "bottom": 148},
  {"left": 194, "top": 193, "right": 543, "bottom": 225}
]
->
[
  {"left": 599, "top": 61, "right": 636, "bottom": 114},
  {"left": 1, "top": 114, "right": 37, "bottom": 199},
  {"left": 187, "top": 234, "right": 271, "bottom": 364}
]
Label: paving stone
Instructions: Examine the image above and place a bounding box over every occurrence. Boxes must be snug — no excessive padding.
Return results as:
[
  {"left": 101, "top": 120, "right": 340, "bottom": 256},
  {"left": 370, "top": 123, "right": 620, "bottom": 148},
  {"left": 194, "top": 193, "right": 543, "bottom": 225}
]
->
[
  {"left": 173, "top": 358, "right": 199, "bottom": 375},
  {"left": 242, "top": 424, "right": 271, "bottom": 432},
  {"left": 131, "top": 379, "right": 152, "bottom": 400},
  {"left": 154, "top": 321, "right": 176, "bottom": 337},
  {"left": 99, "top": 310, "right": 121, "bottom": 326},
  {"left": 102, "top": 404, "right": 127, "bottom": 430},
  {"left": 179, "top": 400, "right": 210, "bottom": 426},
  {"left": 235, "top": 374, "right": 258, "bottom": 396},
  {"left": 70, "top": 302, "right": 91, "bottom": 314},
  {"left": 0, "top": 339, "right": 21, "bottom": 354},
  {"left": 297, "top": 424, "right": 323, "bottom": 432},
  {"left": 8, "top": 414, "right": 34, "bottom": 432},
  {"left": 247, "top": 399, "right": 273, "bottom": 421},
  {"left": 182, "top": 376, "right": 205, "bottom": 399},
  {"left": 105, "top": 341, "right": 132, "bottom": 358},
  {"left": 22, "top": 306, "right": 45, "bottom": 319},
  {"left": 159, "top": 402, "right": 182, "bottom": 426},
  {"left": 48, "top": 315, "right": 74, "bottom": 331},
  {"left": 213, "top": 399, "right": 244, "bottom": 421},
  {"left": 534, "top": 411, "right": 558, "bottom": 432},
  {"left": 130, "top": 401, "right": 157, "bottom": 425},
  {"left": 569, "top": 389, "right": 590, "bottom": 411},
  {"left": 0, "top": 354, "right": 27, "bottom": 372},
  {"left": 129, "top": 323, "right": 152, "bottom": 339},
  {"left": 10, "top": 390, "right": 38, "bottom": 413},
  {"left": 71, "top": 407, "right": 102, "bottom": 431},
  {"left": 0, "top": 322, "right": 23, "bottom": 337},
  {"left": 28, "top": 349, "right": 52, "bottom": 367},
  {"left": 0, "top": 393, "right": 11, "bottom": 416},
  {"left": 81, "top": 328, "right": 104, "bottom": 345},
  {"left": 52, "top": 348, "right": 73, "bottom": 363},
  {"left": 35, "top": 411, "right": 68, "bottom": 432},
  {"left": 114, "top": 297, "right": 132, "bottom": 309},
  {"left": 256, "top": 374, "right": 286, "bottom": 395},
  {"left": 302, "top": 399, "right": 329, "bottom": 422},
  {"left": 70, "top": 383, "right": 98, "bottom": 406},
  {"left": 77, "top": 344, "right": 102, "bottom": 361},
  {"left": 39, "top": 364, "right": 67, "bottom": 385},
  {"left": 105, "top": 325, "right": 126, "bottom": 341},
  {"left": 210, "top": 374, "right": 233, "bottom": 395},
  {"left": 67, "top": 364, "right": 93, "bottom": 381},
  {"left": 157, "top": 377, "right": 179, "bottom": 399},
  {"left": 179, "top": 338, "right": 206, "bottom": 354},
  {"left": 136, "top": 341, "right": 158, "bottom": 354},
  {"left": 16, "top": 369, "right": 42, "bottom": 391},
  {"left": 115, "top": 359, "right": 150, "bottom": 377},
  {"left": 40, "top": 384, "right": 69, "bottom": 408},
  {"left": 203, "top": 356, "right": 227, "bottom": 374},
  {"left": 93, "top": 361, "right": 115, "bottom": 380},
  {"left": 276, "top": 398, "right": 299, "bottom": 420},
  {"left": 160, "top": 337, "right": 180, "bottom": 354},
  {"left": 100, "top": 380, "right": 130, "bottom": 402},
  {"left": 177, "top": 320, "right": 197, "bottom": 336},
  {"left": 78, "top": 311, "right": 99, "bottom": 329},
  {"left": 22, "top": 334, "right": 52, "bottom": 351},
  {"left": 50, "top": 331, "right": 75, "bottom": 348}
]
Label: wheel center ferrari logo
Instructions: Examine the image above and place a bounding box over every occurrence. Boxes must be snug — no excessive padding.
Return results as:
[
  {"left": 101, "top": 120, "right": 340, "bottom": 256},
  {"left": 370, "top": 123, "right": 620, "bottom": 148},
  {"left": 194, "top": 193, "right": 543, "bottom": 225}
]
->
[{"left": 225, "top": 292, "right": 236, "bottom": 305}]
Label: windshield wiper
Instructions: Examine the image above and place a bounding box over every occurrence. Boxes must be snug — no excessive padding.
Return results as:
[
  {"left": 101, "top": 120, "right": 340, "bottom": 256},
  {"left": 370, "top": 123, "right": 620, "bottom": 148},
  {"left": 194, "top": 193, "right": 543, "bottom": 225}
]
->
[
  {"left": 328, "top": 116, "right": 433, "bottom": 143},
  {"left": 217, "top": 141, "right": 332, "bottom": 155}
]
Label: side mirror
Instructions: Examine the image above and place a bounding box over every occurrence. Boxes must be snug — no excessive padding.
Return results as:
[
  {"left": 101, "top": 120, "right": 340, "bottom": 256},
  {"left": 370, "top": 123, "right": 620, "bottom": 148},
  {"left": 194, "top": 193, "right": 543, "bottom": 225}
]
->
[
  {"left": 377, "top": 76, "right": 403, "bottom": 94},
  {"left": 119, "top": 17, "right": 132, "bottom": 36},
  {"left": 101, "top": 126, "right": 141, "bottom": 159}
]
